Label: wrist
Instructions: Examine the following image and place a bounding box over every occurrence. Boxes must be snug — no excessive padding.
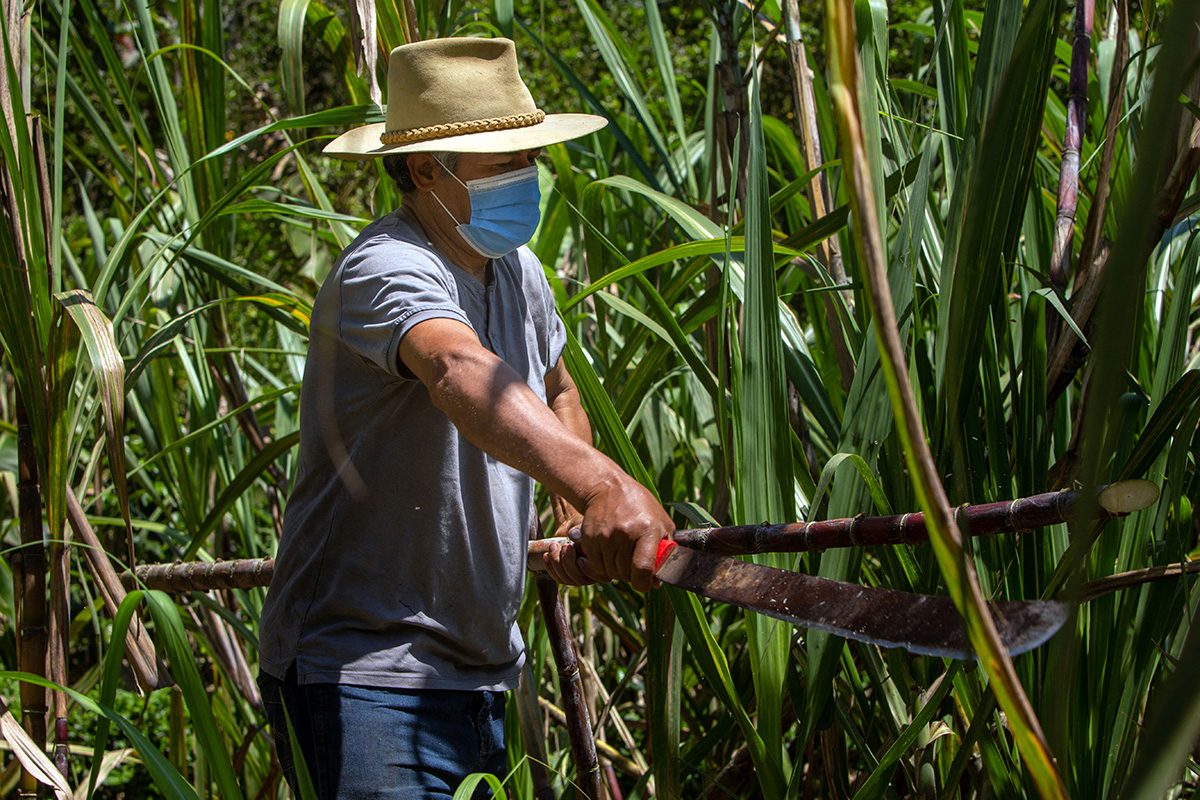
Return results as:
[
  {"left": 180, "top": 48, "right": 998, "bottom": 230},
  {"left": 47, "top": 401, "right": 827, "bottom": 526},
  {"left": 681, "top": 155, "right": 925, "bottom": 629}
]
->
[{"left": 576, "top": 463, "right": 628, "bottom": 511}]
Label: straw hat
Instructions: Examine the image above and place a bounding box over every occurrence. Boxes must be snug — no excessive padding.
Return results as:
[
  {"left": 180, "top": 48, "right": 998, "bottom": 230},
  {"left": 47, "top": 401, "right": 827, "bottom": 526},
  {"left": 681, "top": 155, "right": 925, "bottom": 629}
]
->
[{"left": 324, "top": 37, "right": 607, "bottom": 159}]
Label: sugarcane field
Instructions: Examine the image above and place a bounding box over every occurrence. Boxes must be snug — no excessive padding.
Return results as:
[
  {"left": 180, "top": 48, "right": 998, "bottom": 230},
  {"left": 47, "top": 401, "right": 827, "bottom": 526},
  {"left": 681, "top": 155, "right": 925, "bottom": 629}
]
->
[{"left": 1, "top": 0, "right": 1199, "bottom": 797}]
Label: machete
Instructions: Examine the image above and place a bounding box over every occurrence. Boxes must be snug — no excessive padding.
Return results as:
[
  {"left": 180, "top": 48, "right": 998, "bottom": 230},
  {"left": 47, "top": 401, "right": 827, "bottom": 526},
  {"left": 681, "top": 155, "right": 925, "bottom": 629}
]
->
[{"left": 535, "top": 539, "right": 1068, "bottom": 659}]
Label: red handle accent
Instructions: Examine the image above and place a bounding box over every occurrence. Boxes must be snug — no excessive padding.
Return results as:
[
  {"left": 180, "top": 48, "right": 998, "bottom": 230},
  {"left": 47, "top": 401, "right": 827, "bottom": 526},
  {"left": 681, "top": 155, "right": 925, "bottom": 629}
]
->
[{"left": 655, "top": 539, "right": 678, "bottom": 571}]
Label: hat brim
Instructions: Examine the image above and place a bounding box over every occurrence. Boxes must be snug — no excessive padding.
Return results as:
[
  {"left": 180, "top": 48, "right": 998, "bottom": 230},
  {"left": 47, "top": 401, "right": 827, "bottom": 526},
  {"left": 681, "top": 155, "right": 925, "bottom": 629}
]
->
[{"left": 323, "top": 113, "right": 608, "bottom": 160}]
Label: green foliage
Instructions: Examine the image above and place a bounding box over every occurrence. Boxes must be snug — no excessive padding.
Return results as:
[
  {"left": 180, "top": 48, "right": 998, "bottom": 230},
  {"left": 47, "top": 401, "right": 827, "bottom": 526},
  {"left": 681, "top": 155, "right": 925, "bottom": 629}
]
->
[{"left": 0, "top": 0, "right": 1197, "bottom": 797}]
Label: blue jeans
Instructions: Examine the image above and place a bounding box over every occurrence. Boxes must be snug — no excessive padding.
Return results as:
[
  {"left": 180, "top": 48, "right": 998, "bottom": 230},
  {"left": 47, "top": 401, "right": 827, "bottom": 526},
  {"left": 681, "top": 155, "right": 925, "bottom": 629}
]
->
[{"left": 257, "top": 668, "right": 507, "bottom": 798}]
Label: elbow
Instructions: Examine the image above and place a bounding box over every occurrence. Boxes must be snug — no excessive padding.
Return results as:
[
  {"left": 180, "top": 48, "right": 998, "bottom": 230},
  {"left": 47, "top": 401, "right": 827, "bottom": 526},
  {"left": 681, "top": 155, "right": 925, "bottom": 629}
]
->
[
  {"left": 423, "top": 349, "right": 475, "bottom": 413},
  {"left": 422, "top": 348, "right": 508, "bottom": 428}
]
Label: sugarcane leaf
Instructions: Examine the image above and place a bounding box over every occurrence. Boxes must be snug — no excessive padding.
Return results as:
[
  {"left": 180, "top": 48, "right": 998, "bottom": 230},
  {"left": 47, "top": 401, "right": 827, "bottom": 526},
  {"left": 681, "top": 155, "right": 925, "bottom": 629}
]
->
[
  {"left": 44, "top": 298, "right": 76, "bottom": 578},
  {"left": 143, "top": 591, "right": 244, "bottom": 800},
  {"left": 0, "top": 697, "right": 71, "bottom": 799},
  {"left": 935, "top": 0, "right": 1059, "bottom": 468},
  {"left": 642, "top": 0, "right": 695, "bottom": 195},
  {"left": 574, "top": 0, "right": 679, "bottom": 192},
  {"left": 561, "top": 238, "right": 750, "bottom": 313},
  {"left": 851, "top": 664, "right": 960, "bottom": 800},
  {"left": 736, "top": 69, "right": 794, "bottom": 784},
  {"left": 86, "top": 590, "right": 144, "bottom": 798},
  {"left": 665, "top": 586, "right": 783, "bottom": 791},
  {"left": 182, "top": 431, "right": 300, "bottom": 560},
  {"left": 561, "top": 328, "right": 655, "bottom": 491},
  {"left": 281, "top": 703, "right": 319, "bottom": 800},
  {"left": 451, "top": 773, "right": 506, "bottom": 800},
  {"left": 646, "top": 589, "right": 681, "bottom": 797},
  {"left": 128, "top": 383, "right": 300, "bottom": 481},
  {"left": 518, "top": 21, "right": 660, "bottom": 190},
  {"left": 1031, "top": 286, "right": 1089, "bottom": 345},
  {"left": 278, "top": 0, "right": 312, "bottom": 115},
  {"left": 0, "top": 672, "right": 197, "bottom": 799},
  {"left": 1119, "top": 372, "right": 1200, "bottom": 483},
  {"left": 1149, "top": 233, "right": 1200, "bottom": 407},
  {"left": 593, "top": 292, "right": 671, "bottom": 343},
  {"left": 126, "top": 294, "right": 310, "bottom": 388},
  {"left": 55, "top": 290, "right": 132, "bottom": 562},
  {"left": 1118, "top": 609, "right": 1200, "bottom": 800},
  {"left": 811, "top": 453, "right": 893, "bottom": 521},
  {"left": 218, "top": 199, "right": 367, "bottom": 225}
]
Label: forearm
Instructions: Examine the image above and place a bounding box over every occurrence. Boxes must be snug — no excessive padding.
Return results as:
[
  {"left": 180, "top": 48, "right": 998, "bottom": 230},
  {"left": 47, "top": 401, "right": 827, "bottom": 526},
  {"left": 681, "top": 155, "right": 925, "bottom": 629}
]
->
[
  {"left": 402, "top": 318, "right": 672, "bottom": 590},
  {"left": 426, "top": 347, "right": 619, "bottom": 510},
  {"left": 548, "top": 378, "right": 591, "bottom": 526}
]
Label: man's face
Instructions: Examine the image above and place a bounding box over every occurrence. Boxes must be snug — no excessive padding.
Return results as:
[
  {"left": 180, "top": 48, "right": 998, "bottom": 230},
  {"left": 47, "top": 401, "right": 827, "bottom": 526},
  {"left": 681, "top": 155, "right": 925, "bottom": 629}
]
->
[{"left": 435, "top": 149, "right": 542, "bottom": 224}]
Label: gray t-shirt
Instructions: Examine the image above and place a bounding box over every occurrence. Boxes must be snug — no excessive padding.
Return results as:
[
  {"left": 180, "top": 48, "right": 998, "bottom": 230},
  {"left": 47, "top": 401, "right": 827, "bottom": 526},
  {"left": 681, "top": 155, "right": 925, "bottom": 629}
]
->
[{"left": 258, "top": 208, "right": 567, "bottom": 691}]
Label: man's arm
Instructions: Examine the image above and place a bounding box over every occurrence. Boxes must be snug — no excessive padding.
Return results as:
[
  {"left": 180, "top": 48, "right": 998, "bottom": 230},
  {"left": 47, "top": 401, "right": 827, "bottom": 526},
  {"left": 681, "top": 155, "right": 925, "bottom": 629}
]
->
[
  {"left": 542, "top": 355, "right": 601, "bottom": 586},
  {"left": 399, "top": 317, "right": 672, "bottom": 592}
]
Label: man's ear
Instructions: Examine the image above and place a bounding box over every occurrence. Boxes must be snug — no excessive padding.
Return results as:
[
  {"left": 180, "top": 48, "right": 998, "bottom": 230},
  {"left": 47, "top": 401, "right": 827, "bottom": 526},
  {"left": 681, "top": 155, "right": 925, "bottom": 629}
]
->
[{"left": 407, "top": 153, "right": 441, "bottom": 191}]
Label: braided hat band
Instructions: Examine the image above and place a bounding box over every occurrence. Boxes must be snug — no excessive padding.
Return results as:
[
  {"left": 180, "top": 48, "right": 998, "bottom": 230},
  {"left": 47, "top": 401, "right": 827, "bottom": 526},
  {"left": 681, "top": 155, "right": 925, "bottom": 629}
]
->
[
  {"left": 379, "top": 110, "right": 547, "bottom": 147},
  {"left": 323, "top": 39, "right": 605, "bottom": 159}
]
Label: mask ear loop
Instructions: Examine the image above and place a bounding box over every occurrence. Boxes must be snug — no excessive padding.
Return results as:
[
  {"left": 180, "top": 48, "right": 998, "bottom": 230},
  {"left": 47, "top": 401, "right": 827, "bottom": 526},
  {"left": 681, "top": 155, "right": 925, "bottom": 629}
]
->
[
  {"left": 429, "top": 189, "right": 463, "bottom": 226},
  {"left": 430, "top": 156, "right": 470, "bottom": 226}
]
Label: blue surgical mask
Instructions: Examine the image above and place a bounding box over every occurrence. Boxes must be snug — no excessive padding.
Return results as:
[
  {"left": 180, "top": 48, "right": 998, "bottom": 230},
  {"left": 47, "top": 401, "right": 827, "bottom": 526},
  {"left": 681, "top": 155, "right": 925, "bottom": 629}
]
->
[{"left": 431, "top": 163, "right": 542, "bottom": 258}]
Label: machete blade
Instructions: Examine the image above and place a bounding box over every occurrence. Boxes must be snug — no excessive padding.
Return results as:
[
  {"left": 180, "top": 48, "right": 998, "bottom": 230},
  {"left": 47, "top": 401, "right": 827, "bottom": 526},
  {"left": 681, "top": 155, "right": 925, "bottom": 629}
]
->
[{"left": 655, "top": 543, "right": 1067, "bottom": 659}]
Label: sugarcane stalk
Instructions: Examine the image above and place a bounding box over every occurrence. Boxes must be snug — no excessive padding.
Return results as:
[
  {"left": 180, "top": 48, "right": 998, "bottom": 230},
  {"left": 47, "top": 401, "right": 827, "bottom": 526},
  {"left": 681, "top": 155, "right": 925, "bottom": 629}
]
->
[
  {"left": 531, "top": 480, "right": 1159, "bottom": 560},
  {"left": 1078, "top": 0, "right": 1129, "bottom": 286},
  {"left": 714, "top": 1, "right": 749, "bottom": 209},
  {"left": 14, "top": 391, "right": 47, "bottom": 800},
  {"left": 66, "top": 487, "right": 166, "bottom": 692},
  {"left": 1076, "top": 559, "right": 1200, "bottom": 603},
  {"left": 128, "top": 557, "right": 276, "bottom": 592},
  {"left": 783, "top": 0, "right": 855, "bottom": 391},
  {"left": 537, "top": 697, "right": 644, "bottom": 779},
  {"left": 128, "top": 481, "right": 1160, "bottom": 593},
  {"left": 536, "top": 572, "right": 602, "bottom": 800},
  {"left": 1048, "top": 0, "right": 1093, "bottom": 295}
]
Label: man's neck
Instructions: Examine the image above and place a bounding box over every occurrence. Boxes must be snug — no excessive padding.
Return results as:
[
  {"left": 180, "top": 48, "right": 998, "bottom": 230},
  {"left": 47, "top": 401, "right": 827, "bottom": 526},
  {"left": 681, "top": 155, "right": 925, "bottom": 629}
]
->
[{"left": 401, "top": 196, "right": 490, "bottom": 284}]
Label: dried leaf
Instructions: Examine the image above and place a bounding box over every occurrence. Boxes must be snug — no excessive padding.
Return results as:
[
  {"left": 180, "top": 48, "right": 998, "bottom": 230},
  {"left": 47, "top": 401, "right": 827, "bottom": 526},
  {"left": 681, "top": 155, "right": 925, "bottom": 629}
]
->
[
  {"left": 353, "top": 0, "right": 381, "bottom": 106},
  {"left": 0, "top": 698, "right": 72, "bottom": 800},
  {"left": 73, "top": 749, "right": 136, "bottom": 800}
]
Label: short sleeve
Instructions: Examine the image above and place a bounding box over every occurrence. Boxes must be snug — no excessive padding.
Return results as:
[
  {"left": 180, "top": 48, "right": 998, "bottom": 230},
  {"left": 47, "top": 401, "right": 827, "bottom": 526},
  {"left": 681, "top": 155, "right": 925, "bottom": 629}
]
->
[
  {"left": 519, "top": 249, "right": 568, "bottom": 375},
  {"left": 545, "top": 290, "right": 567, "bottom": 373},
  {"left": 336, "top": 236, "right": 473, "bottom": 376}
]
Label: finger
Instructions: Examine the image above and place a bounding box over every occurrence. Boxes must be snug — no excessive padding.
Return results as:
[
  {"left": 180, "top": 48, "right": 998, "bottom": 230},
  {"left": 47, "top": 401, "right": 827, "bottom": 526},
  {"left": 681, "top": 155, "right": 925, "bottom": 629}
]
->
[
  {"left": 588, "top": 529, "right": 620, "bottom": 583},
  {"left": 558, "top": 548, "right": 592, "bottom": 586},
  {"left": 576, "top": 555, "right": 608, "bottom": 584},
  {"left": 616, "top": 535, "right": 636, "bottom": 585},
  {"left": 543, "top": 545, "right": 571, "bottom": 584},
  {"left": 629, "top": 531, "right": 664, "bottom": 593},
  {"left": 548, "top": 544, "right": 594, "bottom": 587}
]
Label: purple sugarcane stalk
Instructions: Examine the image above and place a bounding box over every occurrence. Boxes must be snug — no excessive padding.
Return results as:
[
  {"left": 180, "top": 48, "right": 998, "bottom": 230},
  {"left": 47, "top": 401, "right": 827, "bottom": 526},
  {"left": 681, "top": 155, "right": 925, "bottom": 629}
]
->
[
  {"left": 130, "top": 483, "right": 1155, "bottom": 592},
  {"left": 536, "top": 575, "right": 603, "bottom": 800},
  {"left": 1049, "top": 0, "right": 1094, "bottom": 293},
  {"left": 15, "top": 391, "right": 47, "bottom": 799}
]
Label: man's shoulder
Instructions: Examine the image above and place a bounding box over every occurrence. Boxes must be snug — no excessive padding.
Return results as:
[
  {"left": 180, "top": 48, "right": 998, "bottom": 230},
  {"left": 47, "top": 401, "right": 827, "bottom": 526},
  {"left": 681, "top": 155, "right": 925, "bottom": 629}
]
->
[
  {"left": 347, "top": 210, "right": 430, "bottom": 254},
  {"left": 337, "top": 211, "right": 445, "bottom": 276}
]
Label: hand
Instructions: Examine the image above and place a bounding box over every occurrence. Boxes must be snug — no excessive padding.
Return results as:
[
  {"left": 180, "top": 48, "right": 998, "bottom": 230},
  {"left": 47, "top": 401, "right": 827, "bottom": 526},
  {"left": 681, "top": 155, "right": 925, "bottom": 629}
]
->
[
  {"left": 577, "top": 475, "right": 674, "bottom": 593},
  {"left": 542, "top": 513, "right": 604, "bottom": 587},
  {"left": 542, "top": 527, "right": 602, "bottom": 586}
]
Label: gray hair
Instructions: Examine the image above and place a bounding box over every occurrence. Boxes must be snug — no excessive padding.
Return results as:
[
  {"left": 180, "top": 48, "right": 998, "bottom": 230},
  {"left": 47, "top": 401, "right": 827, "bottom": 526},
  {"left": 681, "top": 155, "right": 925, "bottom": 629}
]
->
[{"left": 382, "top": 151, "right": 460, "bottom": 194}]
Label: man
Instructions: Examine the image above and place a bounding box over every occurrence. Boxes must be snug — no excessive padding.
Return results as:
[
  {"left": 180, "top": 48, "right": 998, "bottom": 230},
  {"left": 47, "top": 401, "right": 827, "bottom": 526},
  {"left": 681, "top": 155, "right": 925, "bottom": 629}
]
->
[{"left": 257, "top": 37, "right": 674, "bottom": 798}]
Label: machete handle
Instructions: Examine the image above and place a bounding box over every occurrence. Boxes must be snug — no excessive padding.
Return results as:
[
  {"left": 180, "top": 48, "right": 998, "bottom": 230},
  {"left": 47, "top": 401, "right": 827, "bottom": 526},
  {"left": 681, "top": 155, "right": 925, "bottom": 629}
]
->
[
  {"left": 527, "top": 536, "right": 678, "bottom": 574},
  {"left": 656, "top": 539, "right": 678, "bottom": 570}
]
